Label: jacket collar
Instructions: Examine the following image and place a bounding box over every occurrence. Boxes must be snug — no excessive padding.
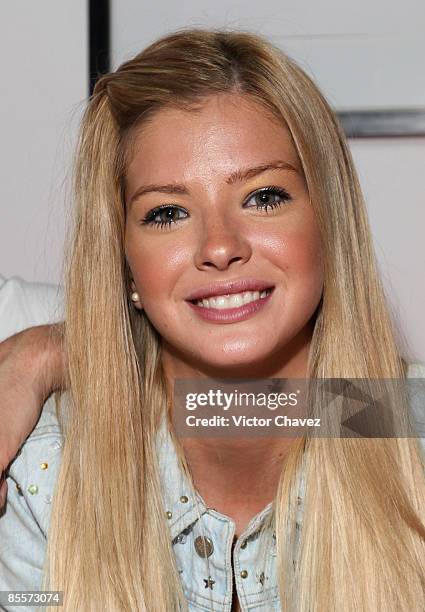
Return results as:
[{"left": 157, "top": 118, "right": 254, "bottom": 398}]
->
[
  {"left": 155, "top": 414, "right": 305, "bottom": 542},
  {"left": 155, "top": 414, "right": 210, "bottom": 541}
]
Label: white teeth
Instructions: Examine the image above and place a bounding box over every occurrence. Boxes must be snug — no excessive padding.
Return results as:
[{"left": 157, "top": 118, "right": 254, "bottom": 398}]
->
[{"left": 195, "top": 289, "right": 271, "bottom": 309}]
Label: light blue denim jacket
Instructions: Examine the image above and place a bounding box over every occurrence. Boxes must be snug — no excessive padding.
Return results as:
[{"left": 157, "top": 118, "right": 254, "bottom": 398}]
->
[{"left": 0, "top": 276, "right": 424, "bottom": 611}]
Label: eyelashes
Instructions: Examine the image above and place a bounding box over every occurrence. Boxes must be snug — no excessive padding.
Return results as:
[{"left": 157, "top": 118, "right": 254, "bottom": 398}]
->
[
  {"left": 140, "top": 185, "right": 293, "bottom": 230},
  {"left": 246, "top": 185, "right": 292, "bottom": 212},
  {"left": 142, "top": 204, "right": 186, "bottom": 228}
]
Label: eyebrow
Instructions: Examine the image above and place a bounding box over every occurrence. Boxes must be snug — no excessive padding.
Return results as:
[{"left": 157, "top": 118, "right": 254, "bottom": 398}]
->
[{"left": 127, "top": 160, "right": 300, "bottom": 206}]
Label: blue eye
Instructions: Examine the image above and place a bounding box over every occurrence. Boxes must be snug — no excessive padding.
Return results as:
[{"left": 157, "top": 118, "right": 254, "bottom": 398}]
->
[
  {"left": 244, "top": 185, "right": 292, "bottom": 212},
  {"left": 141, "top": 205, "right": 187, "bottom": 229}
]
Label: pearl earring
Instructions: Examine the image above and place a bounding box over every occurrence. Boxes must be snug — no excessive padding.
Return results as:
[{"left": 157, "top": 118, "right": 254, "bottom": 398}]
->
[{"left": 130, "top": 291, "right": 140, "bottom": 303}]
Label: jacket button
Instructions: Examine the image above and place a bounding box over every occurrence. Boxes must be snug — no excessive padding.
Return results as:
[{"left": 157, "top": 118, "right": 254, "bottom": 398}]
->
[
  {"left": 194, "top": 535, "right": 214, "bottom": 558},
  {"left": 240, "top": 570, "right": 248, "bottom": 579},
  {"left": 165, "top": 511, "right": 173, "bottom": 519},
  {"left": 180, "top": 495, "right": 188, "bottom": 503}
]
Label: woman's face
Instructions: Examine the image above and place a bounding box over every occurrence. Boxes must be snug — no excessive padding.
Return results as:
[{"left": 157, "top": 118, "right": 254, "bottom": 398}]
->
[{"left": 125, "top": 93, "right": 324, "bottom": 377}]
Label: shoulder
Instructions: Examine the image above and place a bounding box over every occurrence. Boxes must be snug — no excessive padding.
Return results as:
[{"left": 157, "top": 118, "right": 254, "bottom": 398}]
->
[
  {"left": 0, "top": 396, "right": 64, "bottom": 594},
  {"left": 0, "top": 275, "right": 63, "bottom": 341}
]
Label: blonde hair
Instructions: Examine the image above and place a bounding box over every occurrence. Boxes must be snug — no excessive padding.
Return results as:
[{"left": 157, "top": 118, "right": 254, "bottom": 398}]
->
[{"left": 42, "top": 27, "right": 425, "bottom": 610}]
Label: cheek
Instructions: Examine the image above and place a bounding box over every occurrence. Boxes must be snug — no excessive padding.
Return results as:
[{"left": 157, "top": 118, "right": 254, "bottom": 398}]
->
[
  {"left": 125, "top": 232, "right": 190, "bottom": 304},
  {"left": 290, "top": 233, "right": 324, "bottom": 309},
  {"left": 269, "top": 225, "right": 324, "bottom": 300},
  {"left": 291, "top": 232, "right": 323, "bottom": 279}
]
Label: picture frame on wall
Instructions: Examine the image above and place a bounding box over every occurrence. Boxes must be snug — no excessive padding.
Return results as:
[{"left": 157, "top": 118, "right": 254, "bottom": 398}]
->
[{"left": 89, "top": 0, "right": 110, "bottom": 96}]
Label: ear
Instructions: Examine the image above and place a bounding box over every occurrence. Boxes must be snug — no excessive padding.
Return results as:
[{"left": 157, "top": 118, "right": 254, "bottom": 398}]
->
[{"left": 130, "top": 280, "right": 143, "bottom": 311}]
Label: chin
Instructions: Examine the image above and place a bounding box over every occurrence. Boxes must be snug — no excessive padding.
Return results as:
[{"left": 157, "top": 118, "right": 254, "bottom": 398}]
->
[{"left": 195, "top": 347, "right": 274, "bottom": 373}]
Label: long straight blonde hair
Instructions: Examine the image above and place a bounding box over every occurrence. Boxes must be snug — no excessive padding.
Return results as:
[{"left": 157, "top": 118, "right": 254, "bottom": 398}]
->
[{"left": 42, "top": 27, "right": 425, "bottom": 611}]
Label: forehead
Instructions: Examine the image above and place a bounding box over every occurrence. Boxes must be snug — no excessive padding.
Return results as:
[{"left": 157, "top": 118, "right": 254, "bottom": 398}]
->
[{"left": 125, "top": 93, "right": 301, "bottom": 185}]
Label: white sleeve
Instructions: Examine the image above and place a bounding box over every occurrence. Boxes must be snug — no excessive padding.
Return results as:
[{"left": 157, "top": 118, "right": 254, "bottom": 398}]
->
[
  {"left": 0, "top": 276, "right": 63, "bottom": 342},
  {"left": 406, "top": 363, "right": 425, "bottom": 454}
]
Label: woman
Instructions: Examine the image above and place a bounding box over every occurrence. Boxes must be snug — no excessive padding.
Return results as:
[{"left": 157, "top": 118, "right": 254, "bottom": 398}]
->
[{"left": 0, "top": 27, "right": 424, "bottom": 611}]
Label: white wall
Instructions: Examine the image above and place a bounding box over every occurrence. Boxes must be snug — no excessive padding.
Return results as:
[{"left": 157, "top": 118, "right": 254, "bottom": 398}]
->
[
  {"left": 0, "top": 1, "right": 87, "bottom": 285},
  {"left": 349, "top": 139, "right": 425, "bottom": 361}
]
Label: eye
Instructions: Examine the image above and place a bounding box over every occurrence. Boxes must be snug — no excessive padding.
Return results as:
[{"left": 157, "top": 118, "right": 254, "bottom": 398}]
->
[
  {"left": 141, "top": 204, "right": 187, "bottom": 229},
  {"left": 244, "top": 185, "right": 292, "bottom": 212}
]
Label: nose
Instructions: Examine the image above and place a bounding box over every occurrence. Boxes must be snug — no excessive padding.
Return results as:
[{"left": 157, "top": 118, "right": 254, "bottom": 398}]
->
[{"left": 193, "top": 216, "right": 252, "bottom": 271}]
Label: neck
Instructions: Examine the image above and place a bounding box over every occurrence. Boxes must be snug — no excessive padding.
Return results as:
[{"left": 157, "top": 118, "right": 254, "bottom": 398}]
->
[
  {"left": 160, "top": 324, "right": 313, "bottom": 535},
  {"left": 180, "top": 435, "right": 297, "bottom": 536}
]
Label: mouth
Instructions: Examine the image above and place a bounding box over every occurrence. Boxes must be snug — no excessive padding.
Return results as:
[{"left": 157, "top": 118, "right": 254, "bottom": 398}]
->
[
  {"left": 188, "top": 286, "right": 274, "bottom": 309},
  {"left": 185, "top": 286, "right": 275, "bottom": 324}
]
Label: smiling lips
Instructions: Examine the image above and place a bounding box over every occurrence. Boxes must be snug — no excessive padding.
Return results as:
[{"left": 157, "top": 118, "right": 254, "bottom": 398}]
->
[
  {"left": 185, "top": 281, "right": 275, "bottom": 324},
  {"left": 194, "top": 288, "right": 272, "bottom": 309}
]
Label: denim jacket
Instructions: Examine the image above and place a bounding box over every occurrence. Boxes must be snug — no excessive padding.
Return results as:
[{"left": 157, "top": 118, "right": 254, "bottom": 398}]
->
[{"left": 0, "top": 276, "right": 424, "bottom": 611}]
